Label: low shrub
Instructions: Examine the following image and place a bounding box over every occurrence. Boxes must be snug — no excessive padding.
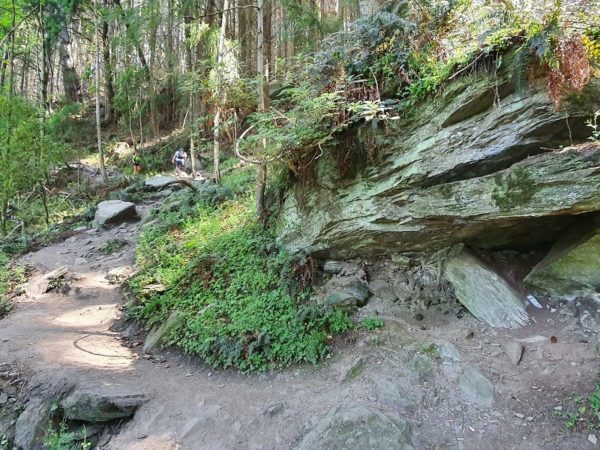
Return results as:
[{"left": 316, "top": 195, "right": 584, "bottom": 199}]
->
[{"left": 128, "top": 194, "right": 353, "bottom": 372}]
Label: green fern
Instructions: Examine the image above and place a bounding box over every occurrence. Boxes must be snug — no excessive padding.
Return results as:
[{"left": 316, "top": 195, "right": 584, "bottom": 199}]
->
[{"left": 510, "top": 14, "right": 561, "bottom": 95}]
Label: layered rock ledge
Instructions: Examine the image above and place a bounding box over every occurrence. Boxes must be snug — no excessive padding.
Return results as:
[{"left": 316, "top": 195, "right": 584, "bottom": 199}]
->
[{"left": 278, "top": 74, "right": 600, "bottom": 259}]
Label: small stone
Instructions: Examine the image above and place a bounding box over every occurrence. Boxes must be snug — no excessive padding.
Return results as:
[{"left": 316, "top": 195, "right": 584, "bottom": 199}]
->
[
  {"left": 338, "top": 357, "right": 364, "bottom": 383},
  {"left": 513, "top": 413, "right": 525, "bottom": 419},
  {"left": 588, "top": 434, "right": 597, "bottom": 445},
  {"left": 438, "top": 341, "right": 461, "bottom": 363},
  {"left": 459, "top": 366, "right": 494, "bottom": 407},
  {"left": 465, "top": 330, "right": 475, "bottom": 339},
  {"left": 554, "top": 406, "right": 563, "bottom": 411},
  {"left": 414, "top": 313, "right": 424, "bottom": 321},
  {"left": 526, "top": 416, "right": 533, "bottom": 422},
  {"left": 264, "top": 402, "right": 286, "bottom": 417},
  {"left": 504, "top": 342, "right": 524, "bottom": 365}
]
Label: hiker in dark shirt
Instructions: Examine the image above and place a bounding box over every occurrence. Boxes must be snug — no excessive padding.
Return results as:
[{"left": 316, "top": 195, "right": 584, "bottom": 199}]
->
[{"left": 172, "top": 148, "right": 187, "bottom": 176}]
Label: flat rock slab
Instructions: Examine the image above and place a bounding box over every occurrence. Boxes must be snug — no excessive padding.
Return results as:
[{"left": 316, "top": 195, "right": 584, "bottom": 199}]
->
[
  {"left": 144, "top": 175, "right": 179, "bottom": 190},
  {"left": 460, "top": 365, "right": 494, "bottom": 407},
  {"left": 446, "top": 248, "right": 528, "bottom": 328},
  {"left": 298, "top": 405, "right": 413, "bottom": 450},
  {"left": 525, "top": 218, "right": 600, "bottom": 297},
  {"left": 93, "top": 200, "right": 138, "bottom": 228},
  {"left": 61, "top": 390, "right": 149, "bottom": 422}
]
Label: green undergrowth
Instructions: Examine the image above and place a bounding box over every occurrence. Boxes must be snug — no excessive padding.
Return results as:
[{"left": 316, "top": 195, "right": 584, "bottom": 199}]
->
[
  {"left": 0, "top": 252, "right": 27, "bottom": 319},
  {"left": 556, "top": 373, "right": 600, "bottom": 431},
  {"left": 128, "top": 188, "right": 353, "bottom": 372}
]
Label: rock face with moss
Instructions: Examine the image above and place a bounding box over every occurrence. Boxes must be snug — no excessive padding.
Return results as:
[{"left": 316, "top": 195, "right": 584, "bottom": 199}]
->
[
  {"left": 277, "top": 74, "right": 600, "bottom": 259},
  {"left": 525, "top": 215, "right": 600, "bottom": 297}
]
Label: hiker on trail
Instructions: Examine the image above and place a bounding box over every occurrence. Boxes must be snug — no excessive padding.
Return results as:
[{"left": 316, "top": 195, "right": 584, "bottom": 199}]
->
[
  {"left": 132, "top": 150, "right": 142, "bottom": 174},
  {"left": 172, "top": 148, "right": 187, "bottom": 176}
]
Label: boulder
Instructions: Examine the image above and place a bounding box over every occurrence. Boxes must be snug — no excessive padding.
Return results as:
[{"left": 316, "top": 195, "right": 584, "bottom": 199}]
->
[
  {"left": 459, "top": 365, "right": 494, "bottom": 407},
  {"left": 525, "top": 217, "right": 600, "bottom": 297},
  {"left": 277, "top": 75, "right": 600, "bottom": 259},
  {"left": 144, "top": 175, "right": 179, "bottom": 191},
  {"left": 315, "top": 277, "right": 370, "bottom": 310},
  {"left": 93, "top": 200, "right": 138, "bottom": 228},
  {"left": 61, "top": 390, "right": 149, "bottom": 422},
  {"left": 14, "top": 397, "right": 52, "bottom": 450},
  {"left": 445, "top": 248, "right": 529, "bottom": 328},
  {"left": 143, "top": 310, "right": 183, "bottom": 353},
  {"left": 297, "top": 405, "right": 413, "bottom": 450}
]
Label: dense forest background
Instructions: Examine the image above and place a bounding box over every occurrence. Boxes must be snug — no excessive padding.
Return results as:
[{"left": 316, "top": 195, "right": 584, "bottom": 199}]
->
[{"left": 0, "top": 0, "right": 598, "bottom": 239}]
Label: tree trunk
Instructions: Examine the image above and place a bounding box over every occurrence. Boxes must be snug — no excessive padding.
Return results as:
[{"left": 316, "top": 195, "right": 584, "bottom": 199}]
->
[
  {"left": 102, "top": 2, "right": 115, "bottom": 122},
  {"left": 256, "top": 0, "right": 269, "bottom": 222},
  {"left": 58, "top": 25, "right": 81, "bottom": 103},
  {"left": 213, "top": 0, "right": 230, "bottom": 185},
  {"left": 264, "top": 0, "right": 272, "bottom": 78},
  {"left": 0, "top": 47, "right": 8, "bottom": 89},
  {"left": 95, "top": 0, "right": 108, "bottom": 183}
]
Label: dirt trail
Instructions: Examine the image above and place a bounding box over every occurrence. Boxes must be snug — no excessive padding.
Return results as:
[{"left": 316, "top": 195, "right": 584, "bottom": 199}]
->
[{"left": 1, "top": 197, "right": 599, "bottom": 449}]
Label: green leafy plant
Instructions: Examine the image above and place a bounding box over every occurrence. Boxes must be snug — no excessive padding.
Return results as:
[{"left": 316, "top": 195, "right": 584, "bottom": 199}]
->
[
  {"left": 44, "top": 421, "right": 91, "bottom": 450},
  {"left": 558, "top": 376, "right": 600, "bottom": 431},
  {"left": 0, "top": 252, "right": 27, "bottom": 319},
  {"left": 128, "top": 192, "right": 353, "bottom": 372},
  {"left": 362, "top": 317, "right": 384, "bottom": 331},
  {"left": 587, "top": 111, "right": 600, "bottom": 141},
  {"left": 102, "top": 239, "right": 128, "bottom": 255}
]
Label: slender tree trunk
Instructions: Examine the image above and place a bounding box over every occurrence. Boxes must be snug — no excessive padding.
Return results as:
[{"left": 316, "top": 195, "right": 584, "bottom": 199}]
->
[
  {"left": 95, "top": 0, "right": 108, "bottom": 183},
  {"left": 102, "top": 2, "right": 115, "bottom": 122},
  {"left": 38, "top": 5, "right": 50, "bottom": 112},
  {"left": 256, "top": 0, "right": 268, "bottom": 222},
  {"left": 264, "top": 0, "right": 272, "bottom": 77},
  {"left": 213, "top": 0, "right": 230, "bottom": 185},
  {"left": 0, "top": 48, "right": 8, "bottom": 89},
  {"left": 19, "top": 53, "right": 27, "bottom": 95}
]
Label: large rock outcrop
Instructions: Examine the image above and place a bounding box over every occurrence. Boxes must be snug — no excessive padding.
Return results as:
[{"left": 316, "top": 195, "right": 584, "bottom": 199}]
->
[{"left": 277, "top": 74, "right": 600, "bottom": 259}]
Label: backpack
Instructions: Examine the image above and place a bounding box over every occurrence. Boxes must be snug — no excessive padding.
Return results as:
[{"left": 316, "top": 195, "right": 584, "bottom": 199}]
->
[{"left": 176, "top": 150, "right": 186, "bottom": 160}]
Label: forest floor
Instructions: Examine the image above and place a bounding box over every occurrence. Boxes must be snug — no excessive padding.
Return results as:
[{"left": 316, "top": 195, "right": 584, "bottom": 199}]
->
[{"left": 0, "top": 181, "right": 599, "bottom": 449}]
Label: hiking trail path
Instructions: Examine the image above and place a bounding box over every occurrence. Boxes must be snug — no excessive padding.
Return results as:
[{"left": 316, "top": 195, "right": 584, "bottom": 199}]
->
[{"left": 1, "top": 194, "right": 598, "bottom": 449}]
